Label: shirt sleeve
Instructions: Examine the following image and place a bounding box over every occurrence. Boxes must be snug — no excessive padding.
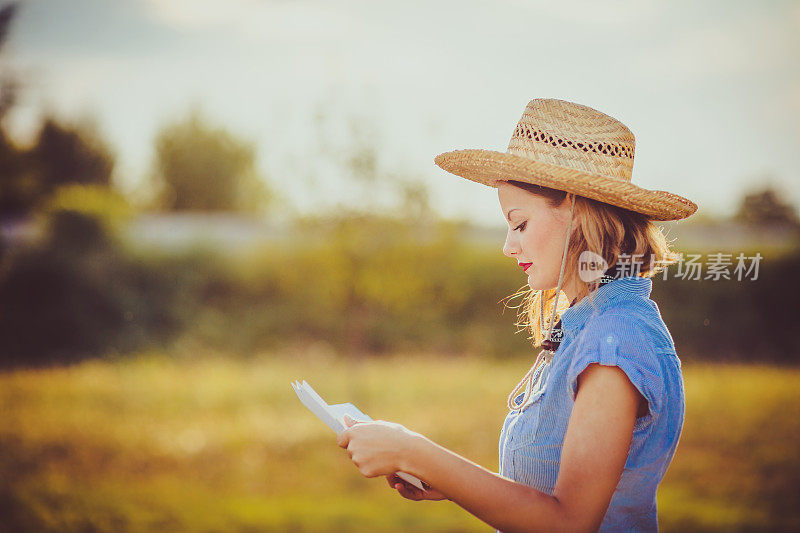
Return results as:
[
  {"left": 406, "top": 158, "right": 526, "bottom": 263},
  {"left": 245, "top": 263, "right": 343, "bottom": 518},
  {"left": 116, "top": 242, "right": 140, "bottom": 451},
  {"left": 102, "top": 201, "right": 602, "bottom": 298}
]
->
[{"left": 565, "top": 311, "right": 665, "bottom": 428}]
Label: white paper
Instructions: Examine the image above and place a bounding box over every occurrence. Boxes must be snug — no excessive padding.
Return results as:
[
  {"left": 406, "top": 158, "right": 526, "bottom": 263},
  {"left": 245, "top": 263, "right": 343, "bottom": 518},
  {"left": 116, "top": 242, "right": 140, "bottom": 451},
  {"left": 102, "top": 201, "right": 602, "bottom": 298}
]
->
[{"left": 291, "top": 380, "right": 426, "bottom": 491}]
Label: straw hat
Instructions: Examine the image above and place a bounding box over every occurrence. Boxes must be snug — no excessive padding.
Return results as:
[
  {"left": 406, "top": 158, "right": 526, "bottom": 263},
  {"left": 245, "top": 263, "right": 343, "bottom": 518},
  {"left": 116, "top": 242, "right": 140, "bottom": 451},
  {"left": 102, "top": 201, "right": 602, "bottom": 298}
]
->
[{"left": 434, "top": 98, "right": 697, "bottom": 221}]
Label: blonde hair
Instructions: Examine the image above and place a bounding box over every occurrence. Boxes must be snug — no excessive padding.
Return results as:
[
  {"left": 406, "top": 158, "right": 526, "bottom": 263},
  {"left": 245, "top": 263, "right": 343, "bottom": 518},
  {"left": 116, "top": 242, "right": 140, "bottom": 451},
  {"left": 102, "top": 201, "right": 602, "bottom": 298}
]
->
[{"left": 499, "top": 180, "right": 682, "bottom": 348}]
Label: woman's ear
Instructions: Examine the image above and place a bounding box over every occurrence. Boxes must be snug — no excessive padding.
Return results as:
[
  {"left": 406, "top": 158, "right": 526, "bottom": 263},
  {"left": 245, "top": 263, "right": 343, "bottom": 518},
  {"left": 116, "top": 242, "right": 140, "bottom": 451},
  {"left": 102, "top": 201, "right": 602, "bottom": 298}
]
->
[
  {"left": 571, "top": 198, "right": 581, "bottom": 231},
  {"left": 561, "top": 193, "right": 580, "bottom": 229}
]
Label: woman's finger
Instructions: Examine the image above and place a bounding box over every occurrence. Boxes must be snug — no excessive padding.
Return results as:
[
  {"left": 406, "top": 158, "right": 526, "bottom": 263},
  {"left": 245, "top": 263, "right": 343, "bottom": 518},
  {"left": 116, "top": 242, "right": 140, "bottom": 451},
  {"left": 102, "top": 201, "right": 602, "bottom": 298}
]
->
[
  {"left": 395, "top": 483, "right": 415, "bottom": 500},
  {"left": 385, "top": 472, "right": 430, "bottom": 500},
  {"left": 386, "top": 474, "right": 400, "bottom": 488},
  {"left": 396, "top": 482, "right": 423, "bottom": 500},
  {"left": 387, "top": 473, "right": 412, "bottom": 490}
]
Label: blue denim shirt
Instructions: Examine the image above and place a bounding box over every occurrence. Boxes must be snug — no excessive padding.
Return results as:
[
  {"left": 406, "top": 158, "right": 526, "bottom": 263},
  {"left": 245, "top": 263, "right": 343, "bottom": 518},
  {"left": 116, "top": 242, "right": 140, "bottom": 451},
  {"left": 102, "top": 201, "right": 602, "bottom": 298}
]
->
[{"left": 497, "top": 275, "right": 685, "bottom": 532}]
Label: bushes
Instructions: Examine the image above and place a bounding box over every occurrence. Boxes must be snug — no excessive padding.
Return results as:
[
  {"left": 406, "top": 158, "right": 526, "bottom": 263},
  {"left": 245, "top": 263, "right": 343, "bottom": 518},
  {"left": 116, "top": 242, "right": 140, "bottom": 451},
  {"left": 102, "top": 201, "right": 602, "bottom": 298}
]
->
[
  {"left": 653, "top": 246, "right": 800, "bottom": 364},
  {"left": 1, "top": 206, "right": 798, "bottom": 367}
]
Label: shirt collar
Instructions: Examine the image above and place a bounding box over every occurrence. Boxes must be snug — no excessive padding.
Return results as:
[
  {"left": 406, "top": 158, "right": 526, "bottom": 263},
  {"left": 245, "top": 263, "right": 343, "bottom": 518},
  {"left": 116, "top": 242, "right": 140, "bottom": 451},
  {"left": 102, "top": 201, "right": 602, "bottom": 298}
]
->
[{"left": 560, "top": 275, "right": 653, "bottom": 334}]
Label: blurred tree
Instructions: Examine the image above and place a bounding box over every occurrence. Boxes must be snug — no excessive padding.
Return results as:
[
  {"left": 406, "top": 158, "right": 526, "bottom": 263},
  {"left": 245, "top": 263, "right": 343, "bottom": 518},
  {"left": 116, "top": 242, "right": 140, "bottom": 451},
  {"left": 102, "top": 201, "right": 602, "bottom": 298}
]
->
[
  {"left": 40, "top": 183, "right": 132, "bottom": 239},
  {"left": 396, "top": 176, "right": 435, "bottom": 224},
  {"left": 0, "top": 2, "right": 19, "bottom": 120},
  {"left": 734, "top": 186, "right": 800, "bottom": 228},
  {"left": 150, "top": 109, "right": 274, "bottom": 212},
  {"left": 302, "top": 97, "right": 438, "bottom": 221},
  {"left": 0, "top": 154, "right": 27, "bottom": 219},
  {"left": 0, "top": 2, "right": 23, "bottom": 220},
  {"left": 30, "top": 118, "right": 114, "bottom": 188},
  {"left": 0, "top": 117, "right": 115, "bottom": 216},
  {"left": 0, "top": 3, "right": 15, "bottom": 47},
  {"left": 0, "top": 188, "right": 149, "bottom": 366},
  {"left": 0, "top": 4, "right": 120, "bottom": 220}
]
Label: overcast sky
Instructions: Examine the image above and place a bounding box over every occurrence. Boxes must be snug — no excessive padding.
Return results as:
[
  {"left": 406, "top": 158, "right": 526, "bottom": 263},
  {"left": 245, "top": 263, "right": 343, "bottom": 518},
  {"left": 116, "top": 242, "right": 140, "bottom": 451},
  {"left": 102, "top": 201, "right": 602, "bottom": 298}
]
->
[{"left": 3, "top": 0, "right": 799, "bottom": 226}]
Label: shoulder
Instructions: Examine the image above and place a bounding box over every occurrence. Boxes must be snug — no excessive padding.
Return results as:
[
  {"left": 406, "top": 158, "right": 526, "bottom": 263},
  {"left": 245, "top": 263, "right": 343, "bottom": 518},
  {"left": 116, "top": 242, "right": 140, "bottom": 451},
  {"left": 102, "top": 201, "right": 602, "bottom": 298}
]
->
[
  {"left": 582, "top": 298, "right": 675, "bottom": 356},
  {"left": 584, "top": 308, "right": 653, "bottom": 350},
  {"left": 565, "top": 305, "right": 676, "bottom": 420}
]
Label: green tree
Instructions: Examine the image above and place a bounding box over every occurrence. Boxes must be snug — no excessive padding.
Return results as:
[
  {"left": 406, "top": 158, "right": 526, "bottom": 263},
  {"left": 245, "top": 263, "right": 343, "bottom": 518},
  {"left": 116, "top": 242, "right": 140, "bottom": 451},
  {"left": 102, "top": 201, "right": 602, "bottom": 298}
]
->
[{"left": 151, "top": 109, "right": 274, "bottom": 212}]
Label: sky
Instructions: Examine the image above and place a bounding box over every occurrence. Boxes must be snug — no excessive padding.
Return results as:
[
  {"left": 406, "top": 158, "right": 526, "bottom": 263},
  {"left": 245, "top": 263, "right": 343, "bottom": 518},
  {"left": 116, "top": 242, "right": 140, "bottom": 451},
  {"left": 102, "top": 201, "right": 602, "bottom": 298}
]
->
[{"left": 2, "top": 0, "right": 799, "bottom": 227}]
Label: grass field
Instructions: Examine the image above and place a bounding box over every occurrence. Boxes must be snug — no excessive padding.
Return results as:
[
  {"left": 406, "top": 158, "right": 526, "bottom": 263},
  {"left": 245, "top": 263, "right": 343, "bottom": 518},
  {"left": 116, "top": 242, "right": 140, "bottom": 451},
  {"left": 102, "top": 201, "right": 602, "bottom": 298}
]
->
[{"left": 1, "top": 350, "right": 799, "bottom": 532}]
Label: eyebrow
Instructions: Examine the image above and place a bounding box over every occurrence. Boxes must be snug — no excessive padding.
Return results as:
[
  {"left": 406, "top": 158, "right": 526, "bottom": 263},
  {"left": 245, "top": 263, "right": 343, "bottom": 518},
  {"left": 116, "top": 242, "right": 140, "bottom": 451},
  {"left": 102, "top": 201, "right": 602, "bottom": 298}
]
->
[{"left": 506, "top": 208, "right": 520, "bottom": 222}]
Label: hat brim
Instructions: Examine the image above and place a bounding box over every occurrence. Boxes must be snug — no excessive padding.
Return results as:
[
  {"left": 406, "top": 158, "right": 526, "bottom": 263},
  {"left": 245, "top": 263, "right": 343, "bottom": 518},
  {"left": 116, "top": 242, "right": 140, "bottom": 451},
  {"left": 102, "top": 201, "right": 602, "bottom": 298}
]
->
[{"left": 435, "top": 149, "right": 697, "bottom": 221}]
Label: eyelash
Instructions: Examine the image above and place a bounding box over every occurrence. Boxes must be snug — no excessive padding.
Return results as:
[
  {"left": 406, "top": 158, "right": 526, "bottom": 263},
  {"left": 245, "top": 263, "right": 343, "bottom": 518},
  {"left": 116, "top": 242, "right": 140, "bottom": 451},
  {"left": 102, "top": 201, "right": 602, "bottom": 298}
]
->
[{"left": 514, "top": 221, "right": 527, "bottom": 232}]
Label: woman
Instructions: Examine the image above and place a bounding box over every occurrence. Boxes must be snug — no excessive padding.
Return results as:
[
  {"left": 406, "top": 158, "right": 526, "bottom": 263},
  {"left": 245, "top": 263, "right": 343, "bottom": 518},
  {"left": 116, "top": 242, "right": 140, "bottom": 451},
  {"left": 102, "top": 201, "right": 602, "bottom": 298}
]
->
[{"left": 337, "top": 98, "right": 697, "bottom": 532}]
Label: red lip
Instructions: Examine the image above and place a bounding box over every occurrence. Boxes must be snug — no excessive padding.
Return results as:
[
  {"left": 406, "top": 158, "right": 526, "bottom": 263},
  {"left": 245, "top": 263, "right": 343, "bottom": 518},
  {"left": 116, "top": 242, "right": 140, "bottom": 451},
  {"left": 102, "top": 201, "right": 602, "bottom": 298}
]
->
[{"left": 519, "top": 263, "right": 532, "bottom": 272}]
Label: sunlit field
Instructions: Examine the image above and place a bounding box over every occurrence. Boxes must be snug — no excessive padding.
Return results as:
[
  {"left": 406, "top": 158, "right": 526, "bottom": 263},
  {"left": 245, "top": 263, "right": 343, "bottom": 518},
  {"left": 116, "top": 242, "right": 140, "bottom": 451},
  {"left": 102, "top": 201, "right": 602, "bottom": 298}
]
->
[{"left": 1, "top": 351, "right": 799, "bottom": 532}]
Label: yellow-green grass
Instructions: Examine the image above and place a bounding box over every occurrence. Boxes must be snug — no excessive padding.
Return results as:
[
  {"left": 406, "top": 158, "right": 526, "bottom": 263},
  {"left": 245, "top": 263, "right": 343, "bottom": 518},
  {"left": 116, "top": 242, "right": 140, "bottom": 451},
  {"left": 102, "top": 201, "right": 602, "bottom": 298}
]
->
[{"left": 1, "top": 351, "right": 798, "bottom": 532}]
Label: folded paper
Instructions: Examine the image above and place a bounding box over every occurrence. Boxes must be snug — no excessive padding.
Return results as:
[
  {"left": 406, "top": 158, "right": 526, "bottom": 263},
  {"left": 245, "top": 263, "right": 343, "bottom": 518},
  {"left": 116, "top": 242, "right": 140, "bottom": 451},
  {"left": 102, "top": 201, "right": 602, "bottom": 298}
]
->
[{"left": 291, "top": 380, "right": 426, "bottom": 491}]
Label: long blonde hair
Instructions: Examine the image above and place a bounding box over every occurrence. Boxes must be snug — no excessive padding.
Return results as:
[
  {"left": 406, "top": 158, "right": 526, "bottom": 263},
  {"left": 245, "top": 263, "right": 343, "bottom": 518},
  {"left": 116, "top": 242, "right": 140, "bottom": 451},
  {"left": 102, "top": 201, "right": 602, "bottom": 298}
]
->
[{"left": 499, "top": 180, "right": 682, "bottom": 348}]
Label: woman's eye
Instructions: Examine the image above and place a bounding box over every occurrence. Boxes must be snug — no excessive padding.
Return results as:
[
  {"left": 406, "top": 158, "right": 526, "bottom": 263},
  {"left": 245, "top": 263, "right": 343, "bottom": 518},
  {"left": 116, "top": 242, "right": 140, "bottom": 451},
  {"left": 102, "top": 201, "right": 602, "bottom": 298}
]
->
[{"left": 514, "top": 221, "right": 527, "bottom": 232}]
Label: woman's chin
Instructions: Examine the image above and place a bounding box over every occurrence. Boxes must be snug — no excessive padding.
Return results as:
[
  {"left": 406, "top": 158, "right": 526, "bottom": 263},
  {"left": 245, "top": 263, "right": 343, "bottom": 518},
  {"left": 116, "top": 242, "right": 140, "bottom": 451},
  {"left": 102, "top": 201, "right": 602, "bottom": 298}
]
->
[{"left": 527, "top": 272, "right": 555, "bottom": 291}]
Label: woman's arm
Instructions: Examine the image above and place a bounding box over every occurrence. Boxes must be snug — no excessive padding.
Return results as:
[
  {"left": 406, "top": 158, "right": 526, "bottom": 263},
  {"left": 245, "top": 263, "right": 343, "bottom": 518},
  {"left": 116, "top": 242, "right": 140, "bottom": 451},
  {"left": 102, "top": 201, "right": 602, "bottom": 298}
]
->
[{"left": 399, "top": 363, "right": 640, "bottom": 533}]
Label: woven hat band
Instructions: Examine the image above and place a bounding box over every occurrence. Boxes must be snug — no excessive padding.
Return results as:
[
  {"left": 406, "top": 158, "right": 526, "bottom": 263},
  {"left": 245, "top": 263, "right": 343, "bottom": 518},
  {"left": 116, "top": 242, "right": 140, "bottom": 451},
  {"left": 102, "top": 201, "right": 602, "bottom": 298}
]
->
[{"left": 506, "top": 100, "right": 636, "bottom": 183}]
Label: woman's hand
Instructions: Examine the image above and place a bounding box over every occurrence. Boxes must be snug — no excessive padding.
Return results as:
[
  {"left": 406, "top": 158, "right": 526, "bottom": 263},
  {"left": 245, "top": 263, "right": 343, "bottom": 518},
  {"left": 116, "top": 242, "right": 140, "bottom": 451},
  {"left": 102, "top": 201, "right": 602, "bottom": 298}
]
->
[
  {"left": 336, "top": 414, "right": 419, "bottom": 478},
  {"left": 336, "top": 415, "right": 445, "bottom": 499},
  {"left": 385, "top": 473, "right": 448, "bottom": 501}
]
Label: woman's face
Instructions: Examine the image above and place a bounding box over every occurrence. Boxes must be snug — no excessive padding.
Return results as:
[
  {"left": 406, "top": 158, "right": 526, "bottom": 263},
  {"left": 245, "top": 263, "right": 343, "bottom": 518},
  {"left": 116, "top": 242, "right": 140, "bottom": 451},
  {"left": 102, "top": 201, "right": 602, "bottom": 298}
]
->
[{"left": 497, "top": 181, "right": 573, "bottom": 291}]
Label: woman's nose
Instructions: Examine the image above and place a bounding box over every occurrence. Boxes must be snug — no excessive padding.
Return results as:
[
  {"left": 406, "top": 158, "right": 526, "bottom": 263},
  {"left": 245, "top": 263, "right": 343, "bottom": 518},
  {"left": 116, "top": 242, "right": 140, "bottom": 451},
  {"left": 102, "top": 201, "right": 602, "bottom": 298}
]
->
[{"left": 502, "top": 232, "right": 519, "bottom": 258}]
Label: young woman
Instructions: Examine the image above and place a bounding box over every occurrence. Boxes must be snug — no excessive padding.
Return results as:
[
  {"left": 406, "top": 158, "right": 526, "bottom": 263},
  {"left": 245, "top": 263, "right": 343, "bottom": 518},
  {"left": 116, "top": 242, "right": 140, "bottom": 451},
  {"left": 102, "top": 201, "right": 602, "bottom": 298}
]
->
[{"left": 337, "top": 98, "right": 697, "bottom": 532}]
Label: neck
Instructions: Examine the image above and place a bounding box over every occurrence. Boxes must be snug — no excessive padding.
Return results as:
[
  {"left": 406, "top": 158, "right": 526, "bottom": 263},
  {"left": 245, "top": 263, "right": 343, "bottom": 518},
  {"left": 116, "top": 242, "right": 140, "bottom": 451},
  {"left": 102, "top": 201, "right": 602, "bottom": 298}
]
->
[
  {"left": 562, "top": 278, "right": 581, "bottom": 308},
  {"left": 563, "top": 262, "right": 625, "bottom": 308}
]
